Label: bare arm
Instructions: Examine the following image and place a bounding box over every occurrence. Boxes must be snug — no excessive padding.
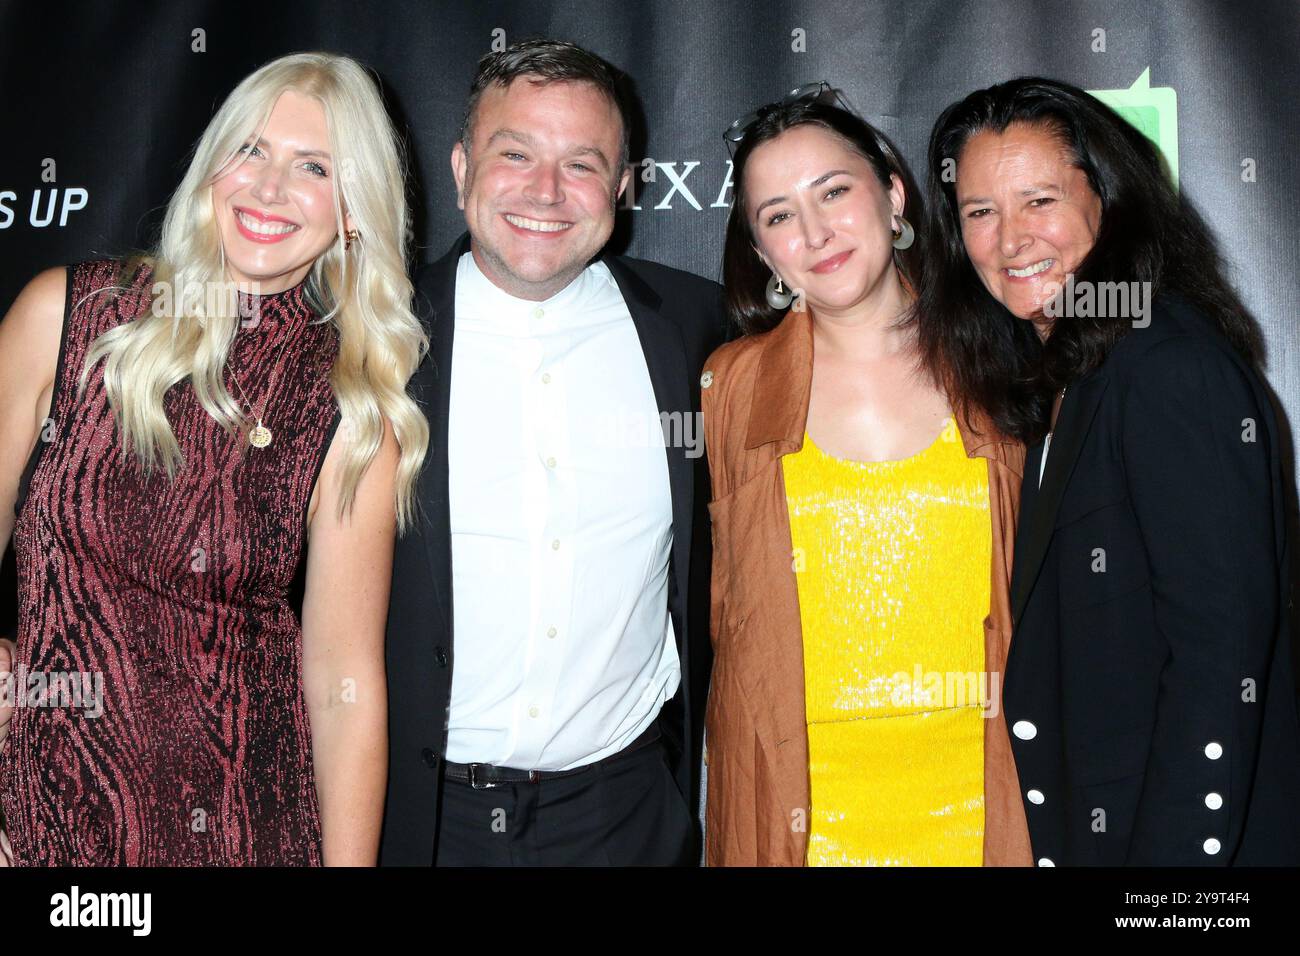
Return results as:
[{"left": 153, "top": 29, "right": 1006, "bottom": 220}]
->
[
  {"left": 300, "top": 414, "right": 399, "bottom": 866},
  {"left": 0, "top": 267, "right": 65, "bottom": 867},
  {"left": 0, "top": 266, "right": 65, "bottom": 565}
]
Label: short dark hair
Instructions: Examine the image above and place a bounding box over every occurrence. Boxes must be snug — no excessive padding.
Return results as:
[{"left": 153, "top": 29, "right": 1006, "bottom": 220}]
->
[
  {"left": 460, "top": 38, "right": 631, "bottom": 173},
  {"left": 722, "top": 97, "right": 925, "bottom": 335},
  {"left": 918, "top": 75, "right": 1262, "bottom": 443}
]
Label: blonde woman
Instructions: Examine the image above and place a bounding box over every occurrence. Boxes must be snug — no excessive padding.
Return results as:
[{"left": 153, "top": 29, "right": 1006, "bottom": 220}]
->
[{"left": 0, "top": 52, "right": 428, "bottom": 866}]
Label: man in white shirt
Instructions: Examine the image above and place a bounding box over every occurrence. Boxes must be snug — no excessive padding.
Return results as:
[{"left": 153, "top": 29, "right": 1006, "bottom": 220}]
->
[{"left": 380, "top": 39, "right": 727, "bottom": 865}]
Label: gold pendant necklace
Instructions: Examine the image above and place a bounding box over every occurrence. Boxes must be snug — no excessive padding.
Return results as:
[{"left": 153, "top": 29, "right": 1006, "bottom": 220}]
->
[
  {"left": 228, "top": 288, "right": 304, "bottom": 449},
  {"left": 248, "top": 421, "right": 273, "bottom": 448}
]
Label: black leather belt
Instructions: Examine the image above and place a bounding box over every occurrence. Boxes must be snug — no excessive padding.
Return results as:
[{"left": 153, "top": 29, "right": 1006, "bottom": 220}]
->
[{"left": 443, "top": 721, "right": 662, "bottom": 790}]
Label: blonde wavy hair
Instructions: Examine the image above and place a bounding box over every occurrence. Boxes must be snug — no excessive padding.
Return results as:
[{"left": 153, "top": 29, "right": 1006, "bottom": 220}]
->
[{"left": 81, "top": 51, "right": 429, "bottom": 532}]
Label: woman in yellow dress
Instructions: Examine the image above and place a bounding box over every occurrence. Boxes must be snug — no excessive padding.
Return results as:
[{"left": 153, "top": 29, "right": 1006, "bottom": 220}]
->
[{"left": 702, "top": 85, "right": 1033, "bottom": 865}]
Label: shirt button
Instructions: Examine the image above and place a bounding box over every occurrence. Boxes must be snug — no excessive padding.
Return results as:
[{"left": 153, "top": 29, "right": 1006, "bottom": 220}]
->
[
  {"left": 700, "top": 370, "right": 714, "bottom": 389},
  {"left": 1037, "top": 858, "right": 1055, "bottom": 867},
  {"left": 1027, "top": 789, "right": 1045, "bottom": 805},
  {"left": 1204, "top": 741, "right": 1223, "bottom": 760},
  {"left": 1205, "top": 792, "right": 1223, "bottom": 810},
  {"left": 533, "top": 307, "right": 544, "bottom": 319},
  {"left": 1012, "top": 720, "right": 1038, "bottom": 740},
  {"left": 551, "top": 539, "right": 560, "bottom": 550},
  {"left": 547, "top": 626, "right": 557, "bottom": 639},
  {"left": 1203, "top": 838, "right": 1221, "bottom": 855},
  {"left": 546, "top": 456, "right": 557, "bottom": 468},
  {"left": 541, "top": 372, "right": 552, "bottom": 384},
  {"left": 528, "top": 706, "right": 539, "bottom": 718}
]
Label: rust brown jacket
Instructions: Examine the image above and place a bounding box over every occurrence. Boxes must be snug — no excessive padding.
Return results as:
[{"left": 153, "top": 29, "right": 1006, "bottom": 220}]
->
[{"left": 699, "top": 309, "right": 1034, "bottom": 867}]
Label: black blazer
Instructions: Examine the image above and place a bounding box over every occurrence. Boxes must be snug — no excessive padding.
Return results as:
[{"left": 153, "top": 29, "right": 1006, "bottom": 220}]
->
[
  {"left": 1005, "top": 293, "right": 1300, "bottom": 865},
  {"left": 379, "top": 233, "right": 728, "bottom": 865}
]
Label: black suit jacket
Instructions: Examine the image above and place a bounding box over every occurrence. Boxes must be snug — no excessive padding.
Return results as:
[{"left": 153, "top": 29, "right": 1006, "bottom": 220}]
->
[
  {"left": 1005, "top": 293, "right": 1300, "bottom": 865},
  {"left": 379, "top": 233, "right": 728, "bottom": 865}
]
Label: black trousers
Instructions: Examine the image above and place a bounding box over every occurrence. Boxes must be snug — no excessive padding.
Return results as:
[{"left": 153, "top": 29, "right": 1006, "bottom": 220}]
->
[{"left": 433, "top": 735, "right": 694, "bottom": 866}]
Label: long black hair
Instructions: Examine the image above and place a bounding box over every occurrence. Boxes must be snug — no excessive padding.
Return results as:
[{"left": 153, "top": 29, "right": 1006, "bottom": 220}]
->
[
  {"left": 723, "top": 96, "right": 924, "bottom": 335},
  {"left": 918, "top": 76, "right": 1261, "bottom": 443}
]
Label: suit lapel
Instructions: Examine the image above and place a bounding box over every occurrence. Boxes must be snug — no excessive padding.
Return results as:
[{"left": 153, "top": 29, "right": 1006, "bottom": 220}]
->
[
  {"left": 603, "top": 256, "right": 694, "bottom": 641},
  {"left": 412, "top": 233, "right": 471, "bottom": 632},
  {"left": 1010, "top": 373, "right": 1110, "bottom": 626}
]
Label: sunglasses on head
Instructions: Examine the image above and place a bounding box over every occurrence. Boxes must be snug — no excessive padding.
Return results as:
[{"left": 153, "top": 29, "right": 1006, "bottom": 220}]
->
[{"left": 722, "top": 81, "right": 858, "bottom": 153}]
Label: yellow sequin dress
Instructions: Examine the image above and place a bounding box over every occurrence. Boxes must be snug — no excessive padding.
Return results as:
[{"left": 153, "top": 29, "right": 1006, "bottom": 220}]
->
[{"left": 782, "top": 418, "right": 991, "bottom": 866}]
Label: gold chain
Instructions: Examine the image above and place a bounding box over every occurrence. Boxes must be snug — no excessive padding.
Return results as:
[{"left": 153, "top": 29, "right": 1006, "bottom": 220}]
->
[{"left": 227, "top": 291, "right": 305, "bottom": 449}]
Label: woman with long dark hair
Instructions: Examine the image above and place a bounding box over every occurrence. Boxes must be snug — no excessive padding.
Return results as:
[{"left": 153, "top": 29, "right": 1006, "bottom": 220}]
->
[
  {"left": 920, "top": 75, "right": 1300, "bottom": 865},
  {"left": 701, "top": 84, "right": 1032, "bottom": 866}
]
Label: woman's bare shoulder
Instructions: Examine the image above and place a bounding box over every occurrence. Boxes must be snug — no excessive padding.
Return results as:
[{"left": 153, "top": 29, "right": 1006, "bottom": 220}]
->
[{"left": 0, "top": 266, "right": 69, "bottom": 391}]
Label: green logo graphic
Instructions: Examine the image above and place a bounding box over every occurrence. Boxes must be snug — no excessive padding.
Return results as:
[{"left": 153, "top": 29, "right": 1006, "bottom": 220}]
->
[{"left": 1088, "top": 68, "right": 1179, "bottom": 189}]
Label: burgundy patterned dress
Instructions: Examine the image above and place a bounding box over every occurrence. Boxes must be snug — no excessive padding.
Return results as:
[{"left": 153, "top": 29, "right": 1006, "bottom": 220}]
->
[{"left": 1, "top": 258, "right": 340, "bottom": 865}]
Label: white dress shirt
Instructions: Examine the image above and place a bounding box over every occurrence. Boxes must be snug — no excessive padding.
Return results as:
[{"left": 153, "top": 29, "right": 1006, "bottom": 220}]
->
[{"left": 445, "top": 251, "right": 679, "bottom": 771}]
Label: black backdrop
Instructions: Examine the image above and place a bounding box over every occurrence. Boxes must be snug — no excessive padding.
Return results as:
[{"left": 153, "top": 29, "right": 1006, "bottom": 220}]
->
[{"left": 2, "top": 0, "right": 1298, "bottom": 633}]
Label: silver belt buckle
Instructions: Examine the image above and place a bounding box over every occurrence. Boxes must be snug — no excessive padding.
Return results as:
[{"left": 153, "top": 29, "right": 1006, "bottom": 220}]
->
[{"left": 466, "top": 763, "right": 498, "bottom": 790}]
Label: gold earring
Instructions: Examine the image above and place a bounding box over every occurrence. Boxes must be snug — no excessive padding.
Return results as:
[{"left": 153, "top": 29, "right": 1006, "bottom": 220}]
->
[{"left": 344, "top": 228, "right": 359, "bottom": 251}]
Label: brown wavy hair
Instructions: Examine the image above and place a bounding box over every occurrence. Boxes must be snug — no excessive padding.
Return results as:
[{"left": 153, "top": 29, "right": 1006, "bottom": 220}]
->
[{"left": 722, "top": 96, "right": 925, "bottom": 335}]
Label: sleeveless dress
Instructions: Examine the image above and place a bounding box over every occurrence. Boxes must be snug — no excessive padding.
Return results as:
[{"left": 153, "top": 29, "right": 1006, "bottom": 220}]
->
[
  {"left": 782, "top": 419, "right": 991, "bottom": 866},
  {"left": 0, "top": 258, "right": 341, "bottom": 865}
]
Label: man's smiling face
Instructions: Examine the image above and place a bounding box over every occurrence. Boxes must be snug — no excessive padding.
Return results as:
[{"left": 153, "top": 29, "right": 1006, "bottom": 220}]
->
[{"left": 452, "top": 77, "right": 630, "bottom": 301}]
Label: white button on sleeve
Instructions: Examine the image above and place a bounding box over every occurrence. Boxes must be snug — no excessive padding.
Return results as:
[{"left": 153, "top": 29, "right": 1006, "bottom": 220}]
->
[
  {"left": 1012, "top": 720, "right": 1038, "bottom": 740},
  {"left": 1204, "top": 792, "right": 1223, "bottom": 810},
  {"left": 1204, "top": 741, "right": 1223, "bottom": 760}
]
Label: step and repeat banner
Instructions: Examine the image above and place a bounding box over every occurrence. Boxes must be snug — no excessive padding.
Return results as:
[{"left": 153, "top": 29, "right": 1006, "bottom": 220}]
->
[{"left": 1, "top": 0, "right": 1297, "bottom": 628}]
